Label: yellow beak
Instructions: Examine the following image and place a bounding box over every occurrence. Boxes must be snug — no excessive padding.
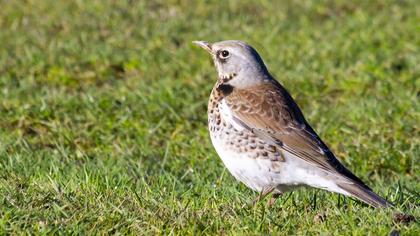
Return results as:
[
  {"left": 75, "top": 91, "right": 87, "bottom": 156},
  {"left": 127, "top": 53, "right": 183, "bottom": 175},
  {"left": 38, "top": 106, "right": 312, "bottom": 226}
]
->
[{"left": 193, "top": 41, "right": 213, "bottom": 54}]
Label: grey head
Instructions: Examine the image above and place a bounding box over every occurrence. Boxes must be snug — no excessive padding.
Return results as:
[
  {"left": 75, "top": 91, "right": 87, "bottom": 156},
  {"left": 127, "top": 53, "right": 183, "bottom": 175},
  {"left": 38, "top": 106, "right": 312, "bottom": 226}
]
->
[{"left": 193, "top": 40, "right": 272, "bottom": 89}]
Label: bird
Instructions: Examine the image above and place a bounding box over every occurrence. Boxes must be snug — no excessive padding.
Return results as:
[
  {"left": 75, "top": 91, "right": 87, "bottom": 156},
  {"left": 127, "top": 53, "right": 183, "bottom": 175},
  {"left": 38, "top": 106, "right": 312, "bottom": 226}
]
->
[{"left": 193, "top": 40, "right": 392, "bottom": 208}]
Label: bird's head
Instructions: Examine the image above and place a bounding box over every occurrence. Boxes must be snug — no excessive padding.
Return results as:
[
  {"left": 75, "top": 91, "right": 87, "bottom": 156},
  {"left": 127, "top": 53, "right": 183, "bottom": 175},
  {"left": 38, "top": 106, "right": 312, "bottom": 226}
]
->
[{"left": 193, "top": 40, "right": 271, "bottom": 89}]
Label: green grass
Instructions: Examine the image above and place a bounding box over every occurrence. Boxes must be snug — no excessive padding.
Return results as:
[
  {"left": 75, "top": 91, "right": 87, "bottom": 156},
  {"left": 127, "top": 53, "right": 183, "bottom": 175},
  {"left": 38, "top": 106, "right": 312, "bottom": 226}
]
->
[{"left": 0, "top": 0, "right": 419, "bottom": 234}]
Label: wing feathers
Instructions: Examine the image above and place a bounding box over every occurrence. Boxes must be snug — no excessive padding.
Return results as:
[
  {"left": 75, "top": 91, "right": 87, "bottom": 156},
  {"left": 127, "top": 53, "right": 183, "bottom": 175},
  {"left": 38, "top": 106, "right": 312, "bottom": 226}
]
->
[{"left": 225, "top": 81, "right": 371, "bottom": 188}]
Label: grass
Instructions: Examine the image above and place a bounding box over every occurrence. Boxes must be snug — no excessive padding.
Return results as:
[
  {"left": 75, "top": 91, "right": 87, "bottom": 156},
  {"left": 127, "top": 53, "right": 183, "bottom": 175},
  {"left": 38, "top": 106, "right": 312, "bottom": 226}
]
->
[{"left": 0, "top": 0, "right": 419, "bottom": 234}]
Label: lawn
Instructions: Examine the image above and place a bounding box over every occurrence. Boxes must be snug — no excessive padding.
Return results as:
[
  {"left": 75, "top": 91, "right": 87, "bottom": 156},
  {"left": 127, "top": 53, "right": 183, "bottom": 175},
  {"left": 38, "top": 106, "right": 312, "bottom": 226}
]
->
[{"left": 0, "top": 0, "right": 419, "bottom": 234}]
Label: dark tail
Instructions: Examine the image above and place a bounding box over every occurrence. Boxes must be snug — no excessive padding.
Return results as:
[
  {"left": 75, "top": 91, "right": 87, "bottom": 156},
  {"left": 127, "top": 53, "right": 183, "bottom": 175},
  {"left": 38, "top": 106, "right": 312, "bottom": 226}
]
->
[{"left": 337, "top": 182, "right": 393, "bottom": 208}]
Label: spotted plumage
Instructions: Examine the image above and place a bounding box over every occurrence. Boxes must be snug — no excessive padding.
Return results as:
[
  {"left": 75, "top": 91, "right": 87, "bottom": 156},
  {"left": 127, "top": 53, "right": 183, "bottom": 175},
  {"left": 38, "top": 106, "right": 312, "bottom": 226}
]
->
[{"left": 195, "top": 40, "right": 392, "bottom": 208}]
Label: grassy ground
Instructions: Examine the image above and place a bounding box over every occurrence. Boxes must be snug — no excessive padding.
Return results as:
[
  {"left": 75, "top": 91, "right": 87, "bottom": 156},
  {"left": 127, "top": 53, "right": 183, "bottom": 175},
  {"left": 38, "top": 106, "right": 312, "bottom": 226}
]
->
[{"left": 0, "top": 0, "right": 419, "bottom": 234}]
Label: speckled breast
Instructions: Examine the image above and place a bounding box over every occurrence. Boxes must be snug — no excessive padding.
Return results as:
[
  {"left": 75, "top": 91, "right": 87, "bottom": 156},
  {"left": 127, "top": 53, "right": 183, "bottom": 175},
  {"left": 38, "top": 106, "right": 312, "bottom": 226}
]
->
[{"left": 207, "top": 85, "right": 284, "bottom": 162}]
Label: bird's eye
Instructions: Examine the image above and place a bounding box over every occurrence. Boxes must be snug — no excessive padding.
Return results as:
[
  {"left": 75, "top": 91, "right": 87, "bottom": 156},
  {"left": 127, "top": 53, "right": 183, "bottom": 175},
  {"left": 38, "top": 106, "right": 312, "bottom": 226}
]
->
[{"left": 219, "top": 50, "right": 230, "bottom": 59}]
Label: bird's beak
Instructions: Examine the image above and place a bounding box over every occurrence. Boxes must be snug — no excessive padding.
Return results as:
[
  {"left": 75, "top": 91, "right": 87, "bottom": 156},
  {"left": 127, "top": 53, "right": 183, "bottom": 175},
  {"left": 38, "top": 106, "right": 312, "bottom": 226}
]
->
[{"left": 193, "top": 41, "right": 213, "bottom": 54}]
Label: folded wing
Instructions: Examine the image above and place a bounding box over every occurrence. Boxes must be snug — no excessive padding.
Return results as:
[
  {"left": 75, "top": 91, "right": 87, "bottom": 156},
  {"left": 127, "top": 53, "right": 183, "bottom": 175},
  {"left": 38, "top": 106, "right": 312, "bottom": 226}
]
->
[{"left": 225, "top": 81, "right": 371, "bottom": 189}]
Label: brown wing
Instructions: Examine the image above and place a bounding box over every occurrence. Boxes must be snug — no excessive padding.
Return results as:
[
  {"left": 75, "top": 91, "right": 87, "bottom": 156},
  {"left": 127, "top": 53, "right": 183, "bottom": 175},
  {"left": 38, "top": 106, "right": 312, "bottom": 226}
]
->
[{"left": 225, "top": 80, "right": 371, "bottom": 189}]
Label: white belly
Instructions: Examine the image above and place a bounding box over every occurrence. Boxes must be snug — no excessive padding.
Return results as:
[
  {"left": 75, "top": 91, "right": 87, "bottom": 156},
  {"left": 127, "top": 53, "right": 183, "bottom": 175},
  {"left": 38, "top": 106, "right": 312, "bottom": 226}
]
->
[
  {"left": 209, "top": 99, "right": 347, "bottom": 195},
  {"left": 210, "top": 133, "right": 347, "bottom": 195},
  {"left": 210, "top": 134, "right": 270, "bottom": 191}
]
